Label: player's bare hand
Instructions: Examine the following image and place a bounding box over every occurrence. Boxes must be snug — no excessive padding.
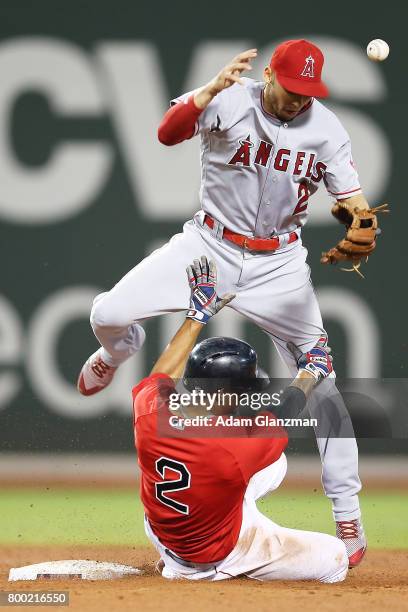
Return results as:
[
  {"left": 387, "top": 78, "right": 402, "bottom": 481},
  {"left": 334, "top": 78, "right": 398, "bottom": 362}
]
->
[
  {"left": 208, "top": 49, "right": 258, "bottom": 94},
  {"left": 194, "top": 49, "right": 257, "bottom": 109},
  {"left": 186, "top": 256, "right": 235, "bottom": 324}
]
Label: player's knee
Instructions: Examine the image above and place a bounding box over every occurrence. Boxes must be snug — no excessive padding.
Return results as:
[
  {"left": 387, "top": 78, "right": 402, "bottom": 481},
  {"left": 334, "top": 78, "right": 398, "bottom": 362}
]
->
[
  {"left": 321, "top": 539, "right": 348, "bottom": 583},
  {"left": 90, "top": 292, "right": 132, "bottom": 330},
  {"left": 90, "top": 294, "right": 110, "bottom": 329}
]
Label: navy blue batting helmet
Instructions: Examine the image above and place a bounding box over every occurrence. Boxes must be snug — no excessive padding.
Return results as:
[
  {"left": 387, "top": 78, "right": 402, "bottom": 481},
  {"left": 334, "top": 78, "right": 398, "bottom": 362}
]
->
[{"left": 183, "top": 336, "right": 268, "bottom": 392}]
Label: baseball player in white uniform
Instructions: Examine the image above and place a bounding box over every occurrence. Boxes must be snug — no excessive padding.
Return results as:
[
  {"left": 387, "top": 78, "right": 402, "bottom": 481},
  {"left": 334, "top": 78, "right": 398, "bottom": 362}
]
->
[{"left": 78, "top": 39, "right": 370, "bottom": 567}]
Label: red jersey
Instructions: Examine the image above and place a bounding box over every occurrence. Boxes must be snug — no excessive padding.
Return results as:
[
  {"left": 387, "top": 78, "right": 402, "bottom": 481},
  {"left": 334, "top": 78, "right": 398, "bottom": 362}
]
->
[{"left": 132, "top": 373, "right": 288, "bottom": 563}]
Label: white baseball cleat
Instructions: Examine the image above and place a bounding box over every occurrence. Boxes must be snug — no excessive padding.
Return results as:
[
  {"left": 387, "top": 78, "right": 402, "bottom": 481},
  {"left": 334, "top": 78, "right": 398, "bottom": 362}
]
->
[
  {"left": 77, "top": 349, "right": 117, "bottom": 396},
  {"left": 336, "top": 517, "right": 367, "bottom": 568}
]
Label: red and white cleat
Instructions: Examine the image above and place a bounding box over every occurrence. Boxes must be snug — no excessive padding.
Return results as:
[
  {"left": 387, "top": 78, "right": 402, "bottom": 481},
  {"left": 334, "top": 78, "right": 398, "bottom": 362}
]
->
[
  {"left": 336, "top": 518, "right": 367, "bottom": 568},
  {"left": 77, "top": 350, "right": 117, "bottom": 396}
]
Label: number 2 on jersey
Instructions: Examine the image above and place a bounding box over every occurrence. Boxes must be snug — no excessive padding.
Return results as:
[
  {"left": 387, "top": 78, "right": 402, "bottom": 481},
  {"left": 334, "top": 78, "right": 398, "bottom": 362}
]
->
[
  {"left": 292, "top": 181, "right": 310, "bottom": 215},
  {"left": 155, "top": 457, "right": 191, "bottom": 515}
]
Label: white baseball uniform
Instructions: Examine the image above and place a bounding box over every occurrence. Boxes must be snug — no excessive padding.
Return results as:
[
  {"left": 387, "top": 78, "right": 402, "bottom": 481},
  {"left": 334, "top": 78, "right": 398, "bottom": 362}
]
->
[{"left": 90, "top": 78, "right": 362, "bottom": 521}]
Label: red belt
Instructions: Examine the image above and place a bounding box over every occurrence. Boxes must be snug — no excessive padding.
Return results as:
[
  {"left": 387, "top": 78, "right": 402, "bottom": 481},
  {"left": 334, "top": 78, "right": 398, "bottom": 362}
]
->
[{"left": 204, "top": 215, "right": 298, "bottom": 252}]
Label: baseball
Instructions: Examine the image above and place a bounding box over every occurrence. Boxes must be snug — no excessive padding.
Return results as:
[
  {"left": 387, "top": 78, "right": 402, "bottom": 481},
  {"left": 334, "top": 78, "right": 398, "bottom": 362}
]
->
[{"left": 367, "top": 39, "right": 390, "bottom": 62}]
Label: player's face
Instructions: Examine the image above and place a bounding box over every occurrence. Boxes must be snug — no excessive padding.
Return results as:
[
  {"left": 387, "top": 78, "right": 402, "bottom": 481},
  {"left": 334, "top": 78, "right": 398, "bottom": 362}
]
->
[{"left": 263, "top": 68, "right": 312, "bottom": 121}]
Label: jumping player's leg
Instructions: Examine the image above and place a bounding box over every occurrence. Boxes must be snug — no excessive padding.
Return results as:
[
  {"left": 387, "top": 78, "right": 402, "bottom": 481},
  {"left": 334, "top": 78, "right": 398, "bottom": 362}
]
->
[
  {"left": 90, "top": 223, "right": 194, "bottom": 366},
  {"left": 78, "top": 220, "right": 222, "bottom": 394},
  {"left": 230, "top": 243, "right": 363, "bottom": 530},
  {"left": 89, "top": 220, "right": 235, "bottom": 367},
  {"left": 271, "top": 339, "right": 362, "bottom": 520}
]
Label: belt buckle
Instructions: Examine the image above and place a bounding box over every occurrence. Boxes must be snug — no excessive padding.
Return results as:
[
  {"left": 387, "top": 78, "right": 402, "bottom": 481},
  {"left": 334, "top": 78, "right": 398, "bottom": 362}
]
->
[{"left": 243, "top": 237, "right": 249, "bottom": 250}]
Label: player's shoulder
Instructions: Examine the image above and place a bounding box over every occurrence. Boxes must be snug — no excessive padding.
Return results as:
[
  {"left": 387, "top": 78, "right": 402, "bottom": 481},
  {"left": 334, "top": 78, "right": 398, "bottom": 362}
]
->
[
  {"left": 133, "top": 373, "right": 173, "bottom": 396},
  {"left": 132, "top": 373, "right": 174, "bottom": 420},
  {"left": 310, "top": 99, "right": 349, "bottom": 140},
  {"left": 229, "top": 77, "right": 263, "bottom": 96},
  {"left": 220, "top": 79, "right": 263, "bottom": 123},
  {"left": 311, "top": 99, "right": 342, "bottom": 124},
  {"left": 226, "top": 77, "right": 262, "bottom": 101}
]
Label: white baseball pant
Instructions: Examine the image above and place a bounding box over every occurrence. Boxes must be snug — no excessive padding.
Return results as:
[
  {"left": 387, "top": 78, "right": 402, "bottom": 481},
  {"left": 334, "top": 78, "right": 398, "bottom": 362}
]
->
[
  {"left": 144, "top": 453, "right": 349, "bottom": 582},
  {"left": 90, "top": 214, "right": 362, "bottom": 521}
]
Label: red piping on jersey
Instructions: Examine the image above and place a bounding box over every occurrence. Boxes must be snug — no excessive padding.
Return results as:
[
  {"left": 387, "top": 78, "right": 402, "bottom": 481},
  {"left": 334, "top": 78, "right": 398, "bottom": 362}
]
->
[
  {"left": 158, "top": 95, "right": 203, "bottom": 145},
  {"left": 329, "top": 187, "right": 361, "bottom": 197},
  {"left": 260, "top": 91, "right": 313, "bottom": 121}
]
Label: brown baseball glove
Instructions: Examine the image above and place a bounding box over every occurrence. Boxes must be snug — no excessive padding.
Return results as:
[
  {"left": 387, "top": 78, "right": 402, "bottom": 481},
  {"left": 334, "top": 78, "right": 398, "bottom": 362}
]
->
[{"left": 320, "top": 202, "right": 389, "bottom": 277}]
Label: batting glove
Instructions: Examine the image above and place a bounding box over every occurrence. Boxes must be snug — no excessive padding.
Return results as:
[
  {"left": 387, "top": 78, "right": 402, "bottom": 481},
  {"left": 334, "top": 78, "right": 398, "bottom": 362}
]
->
[
  {"left": 287, "top": 335, "right": 333, "bottom": 382},
  {"left": 186, "top": 256, "right": 235, "bottom": 324}
]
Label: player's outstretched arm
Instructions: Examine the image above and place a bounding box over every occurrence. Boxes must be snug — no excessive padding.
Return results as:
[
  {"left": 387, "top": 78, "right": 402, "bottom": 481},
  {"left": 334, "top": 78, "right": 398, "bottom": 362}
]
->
[
  {"left": 150, "top": 256, "right": 235, "bottom": 380},
  {"left": 150, "top": 318, "right": 203, "bottom": 381},
  {"left": 321, "top": 193, "right": 389, "bottom": 276},
  {"left": 158, "top": 49, "right": 257, "bottom": 146},
  {"left": 273, "top": 338, "right": 333, "bottom": 419}
]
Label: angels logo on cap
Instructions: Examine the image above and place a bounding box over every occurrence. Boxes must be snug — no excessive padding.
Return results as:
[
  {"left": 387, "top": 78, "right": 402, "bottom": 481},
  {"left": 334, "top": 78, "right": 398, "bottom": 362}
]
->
[
  {"left": 301, "top": 55, "right": 315, "bottom": 78},
  {"left": 270, "top": 39, "right": 329, "bottom": 98}
]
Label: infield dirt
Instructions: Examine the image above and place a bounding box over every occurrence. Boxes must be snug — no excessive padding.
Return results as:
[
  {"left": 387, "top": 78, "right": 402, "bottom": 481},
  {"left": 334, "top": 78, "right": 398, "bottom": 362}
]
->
[{"left": 1, "top": 546, "right": 407, "bottom": 612}]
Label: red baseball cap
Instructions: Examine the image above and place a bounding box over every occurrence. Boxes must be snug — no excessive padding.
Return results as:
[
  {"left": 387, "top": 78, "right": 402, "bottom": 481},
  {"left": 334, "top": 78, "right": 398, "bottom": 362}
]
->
[{"left": 270, "top": 39, "right": 329, "bottom": 98}]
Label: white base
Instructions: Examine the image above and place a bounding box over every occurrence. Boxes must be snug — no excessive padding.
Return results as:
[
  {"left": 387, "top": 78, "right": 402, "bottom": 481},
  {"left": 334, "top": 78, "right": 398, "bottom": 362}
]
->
[{"left": 9, "top": 560, "right": 142, "bottom": 581}]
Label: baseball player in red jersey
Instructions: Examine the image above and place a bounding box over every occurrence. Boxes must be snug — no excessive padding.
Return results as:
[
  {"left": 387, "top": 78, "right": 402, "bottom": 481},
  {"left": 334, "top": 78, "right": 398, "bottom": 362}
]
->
[
  {"left": 133, "top": 256, "right": 348, "bottom": 582},
  {"left": 78, "top": 39, "right": 369, "bottom": 566}
]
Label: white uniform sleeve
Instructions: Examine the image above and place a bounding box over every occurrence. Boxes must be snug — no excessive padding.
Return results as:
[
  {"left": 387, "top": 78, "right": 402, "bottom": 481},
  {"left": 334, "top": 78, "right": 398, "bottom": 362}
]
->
[
  {"left": 170, "top": 88, "right": 232, "bottom": 136},
  {"left": 324, "top": 141, "right": 362, "bottom": 200}
]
